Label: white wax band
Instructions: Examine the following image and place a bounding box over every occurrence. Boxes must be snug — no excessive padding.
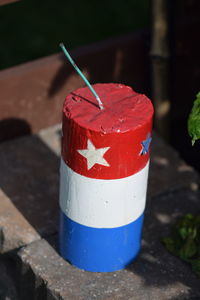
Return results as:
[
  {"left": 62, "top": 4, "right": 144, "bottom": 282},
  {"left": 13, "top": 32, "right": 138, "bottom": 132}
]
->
[{"left": 59, "top": 158, "right": 149, "bottom": 228}]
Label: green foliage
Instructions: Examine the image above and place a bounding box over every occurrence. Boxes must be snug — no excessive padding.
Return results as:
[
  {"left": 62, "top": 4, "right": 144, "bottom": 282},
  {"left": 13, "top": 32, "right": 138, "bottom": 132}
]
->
[
  {"left": 188, "top": 92, "right": 200, "bottom": 145},
  {"left": 163, "top": 214, "right": 200, "bottom": 277},
  {"left": 0, "top": 0, "right": 149, "bottom": 70}
]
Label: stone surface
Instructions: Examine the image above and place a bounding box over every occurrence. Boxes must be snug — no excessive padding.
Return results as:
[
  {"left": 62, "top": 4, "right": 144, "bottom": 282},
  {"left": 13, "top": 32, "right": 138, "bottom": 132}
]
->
[
  {"left": 17, "top": 188, "right": 200, "bottom": 300},
  {"left": 0, "top": 129, "right": 60, "bottom": 244},
  {"left": 38, "top": 124, "right": 61, "bottom": 156},
  {"left": 0, "top": 190, "right": 40, "bottom": 254},
  {"left": 149, "top": 132, "right": 199, "bottom": 197}
]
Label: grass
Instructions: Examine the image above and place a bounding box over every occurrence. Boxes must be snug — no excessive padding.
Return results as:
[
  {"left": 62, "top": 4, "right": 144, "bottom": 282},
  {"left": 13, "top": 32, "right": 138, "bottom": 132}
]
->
[{"left": 0, "top": 0, "right": 149, "bottom": 70}]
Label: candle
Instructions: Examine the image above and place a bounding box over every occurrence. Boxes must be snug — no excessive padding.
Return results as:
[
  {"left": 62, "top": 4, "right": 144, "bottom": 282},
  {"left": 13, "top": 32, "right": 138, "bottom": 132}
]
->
[{"left": 59, "top": 83, "right": 153, "bottom": 272}]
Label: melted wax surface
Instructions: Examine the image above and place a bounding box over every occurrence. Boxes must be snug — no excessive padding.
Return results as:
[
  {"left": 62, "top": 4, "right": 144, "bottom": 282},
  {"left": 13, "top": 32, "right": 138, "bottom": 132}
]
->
[{"left": 63, "top": 83, "right": 153, "bottom": 133}]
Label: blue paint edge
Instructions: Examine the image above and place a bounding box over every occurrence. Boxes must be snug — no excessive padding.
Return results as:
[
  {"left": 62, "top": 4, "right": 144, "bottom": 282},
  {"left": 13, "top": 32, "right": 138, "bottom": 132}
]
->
[{"left": 59, "top": 210, "right": 144, "bottom": 272}]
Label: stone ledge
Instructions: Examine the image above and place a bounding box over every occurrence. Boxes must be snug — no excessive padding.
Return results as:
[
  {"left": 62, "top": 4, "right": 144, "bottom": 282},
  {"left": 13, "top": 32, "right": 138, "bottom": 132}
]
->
[
  {"left": 16, "top": 188, "right": 200, "bottom": 300},
  {"left": 149, "top": 132, "right": 199, "bottom": 197},
  {"left": 0, "top": 128, "right": 60, "bottom": 254},
  {"left": 0, "top": 190, "right": 40, "bottom": 254}
]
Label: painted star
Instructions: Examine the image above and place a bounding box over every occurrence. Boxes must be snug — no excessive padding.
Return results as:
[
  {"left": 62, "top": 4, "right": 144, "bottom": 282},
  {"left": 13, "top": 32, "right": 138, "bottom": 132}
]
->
[
  {"left": 140, "top": 133, "right": 152, "bottom": 155},
  {"left": 77, "top": 139, "right": 110, "bottom": 170}
]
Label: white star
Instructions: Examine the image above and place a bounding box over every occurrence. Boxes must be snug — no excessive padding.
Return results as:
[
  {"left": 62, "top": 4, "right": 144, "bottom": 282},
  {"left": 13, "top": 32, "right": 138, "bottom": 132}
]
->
[{"left": 77, "top": 139, "right": 110, "bottom": 170}]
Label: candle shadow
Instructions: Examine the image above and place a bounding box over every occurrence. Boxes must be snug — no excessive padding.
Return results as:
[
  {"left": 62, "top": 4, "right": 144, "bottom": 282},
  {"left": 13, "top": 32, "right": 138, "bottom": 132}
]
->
[
  {"left": 71, "top": 92, "right": 99, "bottom": 109},
  {"left": 48, "top": 55, "right": 70, "bottom": 97},
  {"left": 0, "top": 118, "right": 32, "bottom": 143}
]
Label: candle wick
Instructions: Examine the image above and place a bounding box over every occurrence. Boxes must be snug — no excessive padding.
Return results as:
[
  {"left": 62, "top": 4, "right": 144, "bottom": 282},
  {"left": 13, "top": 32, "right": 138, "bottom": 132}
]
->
[{"left": 59, "top": 43, "right": 104, "bottom": 110}]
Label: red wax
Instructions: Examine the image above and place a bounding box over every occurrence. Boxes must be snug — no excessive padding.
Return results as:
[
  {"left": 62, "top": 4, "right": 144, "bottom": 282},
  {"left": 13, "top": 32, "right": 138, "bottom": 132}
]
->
[
  {"left": 63, "top": 83, "right": 153, "bottom": 134},
  {"left": 62, "top": 83, "right": 154, "bottom": 180}
]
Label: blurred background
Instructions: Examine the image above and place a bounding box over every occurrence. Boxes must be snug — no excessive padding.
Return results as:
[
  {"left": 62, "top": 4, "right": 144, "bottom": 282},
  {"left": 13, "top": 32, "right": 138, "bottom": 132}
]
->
[
  {"left": 0, "top": 0, "right": 149, "bottom": 69},
  {"left": 0, "top": 0, "right": 200, "bottom": 171}
]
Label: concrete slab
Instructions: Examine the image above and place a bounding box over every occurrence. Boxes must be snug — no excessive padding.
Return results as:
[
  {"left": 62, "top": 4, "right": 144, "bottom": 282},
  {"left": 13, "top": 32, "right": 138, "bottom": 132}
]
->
[{"left": 0, "top": 190, "right": 39, "bottom": 253}]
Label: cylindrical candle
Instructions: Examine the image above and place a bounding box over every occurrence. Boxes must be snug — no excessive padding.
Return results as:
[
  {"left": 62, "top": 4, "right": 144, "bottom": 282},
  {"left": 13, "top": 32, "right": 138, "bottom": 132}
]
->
[{"left": 59, "top": 83, "right": 154, "bottom": 272}]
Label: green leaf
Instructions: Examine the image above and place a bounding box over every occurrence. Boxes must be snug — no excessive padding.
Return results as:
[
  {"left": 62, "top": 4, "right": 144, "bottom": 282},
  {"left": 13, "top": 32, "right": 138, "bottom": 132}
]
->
[
  {"left": 162, "top": 214, "right": 200, "bottom": 277},
  {"left": 188, "top": 92, "right": 200, "bottom": 145},
  {"left": 179, "top": 238, "right": 197, "bottom": 259},
  {"left": 191, "top": 259, "right": 200, "bottom": 277},
  {"left": 162, "top": 237, "right": 177, "bottom": 254}
]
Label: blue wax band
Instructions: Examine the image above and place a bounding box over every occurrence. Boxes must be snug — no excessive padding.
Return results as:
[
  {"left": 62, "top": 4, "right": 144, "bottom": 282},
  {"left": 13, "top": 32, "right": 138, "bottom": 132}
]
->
[{"left": 59, "top": 210, "right": 144, "bottom": 272}]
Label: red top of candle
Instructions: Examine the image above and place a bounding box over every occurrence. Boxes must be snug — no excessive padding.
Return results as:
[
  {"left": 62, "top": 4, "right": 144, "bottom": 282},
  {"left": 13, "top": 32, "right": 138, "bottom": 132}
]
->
[
  {"left": 63, "top": 83, "right": 153, "bottom": 134},
  {"left": 62, "top": 83, "right": 153, "bottom": 179}
]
